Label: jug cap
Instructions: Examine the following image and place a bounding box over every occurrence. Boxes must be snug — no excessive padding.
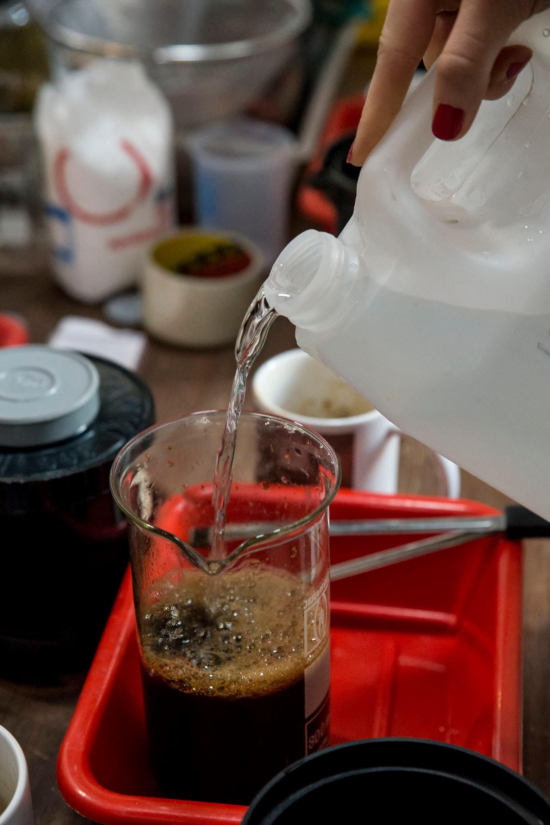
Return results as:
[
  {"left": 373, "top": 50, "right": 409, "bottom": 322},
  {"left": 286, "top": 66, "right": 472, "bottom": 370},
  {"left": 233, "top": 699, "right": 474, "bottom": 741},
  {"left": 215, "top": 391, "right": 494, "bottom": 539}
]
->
[{"left": 0, "top": 345, "right": 100, "bottom": 448}]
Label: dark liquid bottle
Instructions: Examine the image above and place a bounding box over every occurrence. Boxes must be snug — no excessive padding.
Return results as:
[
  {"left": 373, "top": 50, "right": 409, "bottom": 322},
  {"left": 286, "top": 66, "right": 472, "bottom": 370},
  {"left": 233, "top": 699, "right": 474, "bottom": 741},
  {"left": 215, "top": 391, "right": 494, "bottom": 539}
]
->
[{"left": 0, "top": 347, "right": 154, "bottom": 681}]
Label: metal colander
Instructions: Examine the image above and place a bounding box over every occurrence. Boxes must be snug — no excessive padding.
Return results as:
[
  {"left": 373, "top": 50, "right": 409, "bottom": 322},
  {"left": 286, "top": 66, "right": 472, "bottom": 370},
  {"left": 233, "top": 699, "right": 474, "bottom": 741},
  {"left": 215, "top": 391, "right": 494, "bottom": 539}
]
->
[{"left": 31, "top": 0, "right": 312, "bottom": 130}]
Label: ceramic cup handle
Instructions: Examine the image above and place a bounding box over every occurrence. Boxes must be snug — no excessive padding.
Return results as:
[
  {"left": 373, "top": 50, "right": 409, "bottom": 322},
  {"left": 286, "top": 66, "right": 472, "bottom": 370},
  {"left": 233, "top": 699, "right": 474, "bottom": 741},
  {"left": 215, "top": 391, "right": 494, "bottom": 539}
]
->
[{"left": 353, "top": 421, "right": 461, "bottom": 498}]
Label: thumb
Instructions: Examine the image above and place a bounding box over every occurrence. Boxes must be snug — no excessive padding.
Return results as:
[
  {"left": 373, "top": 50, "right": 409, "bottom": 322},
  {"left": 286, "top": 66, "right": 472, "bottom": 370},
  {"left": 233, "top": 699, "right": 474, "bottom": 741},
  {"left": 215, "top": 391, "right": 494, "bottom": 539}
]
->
[{"left": 432, "top": 0, "right": 530, "bottom": 140}]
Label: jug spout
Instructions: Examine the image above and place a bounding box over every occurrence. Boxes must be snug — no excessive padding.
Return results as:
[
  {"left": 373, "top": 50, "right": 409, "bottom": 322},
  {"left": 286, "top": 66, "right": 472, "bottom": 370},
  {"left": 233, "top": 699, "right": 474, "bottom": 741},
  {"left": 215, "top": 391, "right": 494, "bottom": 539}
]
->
[{"left": 264, "top": 229, "right": 364, "bottom": 334}]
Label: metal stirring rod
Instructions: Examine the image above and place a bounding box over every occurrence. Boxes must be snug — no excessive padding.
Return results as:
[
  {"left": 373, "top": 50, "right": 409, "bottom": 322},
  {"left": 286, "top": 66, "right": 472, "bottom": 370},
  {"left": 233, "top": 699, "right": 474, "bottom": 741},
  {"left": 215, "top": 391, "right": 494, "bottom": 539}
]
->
[
  {"left": 188, "top": 507, "right": 550, "bottom": 582},
  {"left": 190, "top": 515, "right": 504, "bottom": 546},
  {"left": 191, "top": 506, "right": 550, "bottom": 546},
  {"left": 328, "top": 530, "right": 479, "bottom": 581}
]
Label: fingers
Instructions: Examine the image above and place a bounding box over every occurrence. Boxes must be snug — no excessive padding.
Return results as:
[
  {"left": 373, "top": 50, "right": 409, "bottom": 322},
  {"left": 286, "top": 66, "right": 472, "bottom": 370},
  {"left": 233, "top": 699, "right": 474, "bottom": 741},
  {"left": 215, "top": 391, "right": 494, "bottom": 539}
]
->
[
  {"left": 431, "top": 0, "right": 528, "bottom": 140},
  {"left": 424, "top": 11, "right": 458, "bottom": 69},
  {"left": 484, "top": 44, "right": 532, "bottom": 99},
  {"left": 349, "top": 0, "right": 438, "bottom": 166},
  {"left": 350, "top": 0, "right": 544, "bottom": 165}
]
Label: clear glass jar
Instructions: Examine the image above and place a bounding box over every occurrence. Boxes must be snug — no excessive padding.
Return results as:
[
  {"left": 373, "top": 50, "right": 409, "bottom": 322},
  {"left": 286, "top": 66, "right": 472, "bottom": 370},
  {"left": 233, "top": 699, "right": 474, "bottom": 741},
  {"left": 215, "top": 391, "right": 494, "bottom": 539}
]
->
[{"left": 111, "top": 410, "right": 340, "bottom": 805}]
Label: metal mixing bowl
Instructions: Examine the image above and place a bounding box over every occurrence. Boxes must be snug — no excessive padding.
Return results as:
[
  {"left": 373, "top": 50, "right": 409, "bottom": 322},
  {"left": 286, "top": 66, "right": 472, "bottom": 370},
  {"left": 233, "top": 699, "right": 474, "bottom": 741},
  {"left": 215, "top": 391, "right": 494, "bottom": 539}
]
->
[{"left": 31, "top": 0, "right": 312, "bottom": 131}]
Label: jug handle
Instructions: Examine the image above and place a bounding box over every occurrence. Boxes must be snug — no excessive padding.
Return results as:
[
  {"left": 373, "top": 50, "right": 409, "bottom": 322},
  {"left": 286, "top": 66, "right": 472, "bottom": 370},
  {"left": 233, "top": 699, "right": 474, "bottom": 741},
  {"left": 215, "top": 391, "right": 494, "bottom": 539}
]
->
[{"left": 369, "top": 66, "right": 439, "bottom": 179}]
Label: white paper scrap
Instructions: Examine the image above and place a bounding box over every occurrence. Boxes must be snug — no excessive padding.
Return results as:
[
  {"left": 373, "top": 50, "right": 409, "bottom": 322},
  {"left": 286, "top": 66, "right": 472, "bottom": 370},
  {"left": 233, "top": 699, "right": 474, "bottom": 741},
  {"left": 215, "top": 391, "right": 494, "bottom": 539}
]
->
[{"left": 49, "top": 315, "right": 146, "bottom": 371}]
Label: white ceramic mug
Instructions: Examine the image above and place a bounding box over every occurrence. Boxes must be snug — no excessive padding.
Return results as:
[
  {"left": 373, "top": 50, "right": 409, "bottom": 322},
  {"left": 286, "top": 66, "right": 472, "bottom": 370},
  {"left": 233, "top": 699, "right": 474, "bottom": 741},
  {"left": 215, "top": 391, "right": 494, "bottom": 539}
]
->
[
  {"left": 253, "top": 349, "right": 461, "bottom": 497},
  {"left": 0, "top": 727, "right": 33, "bottom": 825}
]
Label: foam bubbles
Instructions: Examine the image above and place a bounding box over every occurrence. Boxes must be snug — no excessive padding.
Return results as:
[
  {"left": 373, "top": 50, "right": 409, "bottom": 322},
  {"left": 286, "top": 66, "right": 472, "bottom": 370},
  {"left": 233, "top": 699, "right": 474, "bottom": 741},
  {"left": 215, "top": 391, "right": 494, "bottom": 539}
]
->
[{"left": 141, "top": 568, "right": 321, "bottom": 699}]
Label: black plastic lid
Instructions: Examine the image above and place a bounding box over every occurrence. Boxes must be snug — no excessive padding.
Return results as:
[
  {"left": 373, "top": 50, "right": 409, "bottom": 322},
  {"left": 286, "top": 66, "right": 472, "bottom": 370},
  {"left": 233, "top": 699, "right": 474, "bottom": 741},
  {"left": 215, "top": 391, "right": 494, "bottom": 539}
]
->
[
  {"left": 0, "top": 353, "right": 155, "bottom": 482},
  {"left": 243, "top": 739, "right": 550, "bottom": 825}
]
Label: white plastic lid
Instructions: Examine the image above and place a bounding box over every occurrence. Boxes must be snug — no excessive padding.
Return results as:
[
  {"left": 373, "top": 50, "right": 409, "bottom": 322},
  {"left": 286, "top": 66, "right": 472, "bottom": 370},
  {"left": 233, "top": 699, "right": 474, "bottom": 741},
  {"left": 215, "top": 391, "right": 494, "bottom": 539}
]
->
[{"left": 0, "top": 346, "right": 100, "bottom": 448}]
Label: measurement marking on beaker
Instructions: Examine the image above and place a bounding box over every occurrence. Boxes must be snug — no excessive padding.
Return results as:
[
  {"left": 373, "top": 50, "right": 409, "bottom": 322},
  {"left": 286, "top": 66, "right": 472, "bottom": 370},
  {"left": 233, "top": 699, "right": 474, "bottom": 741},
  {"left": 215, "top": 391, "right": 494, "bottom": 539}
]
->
[{"left": 304, "top": 576, "right": 329, "bottom": 656}]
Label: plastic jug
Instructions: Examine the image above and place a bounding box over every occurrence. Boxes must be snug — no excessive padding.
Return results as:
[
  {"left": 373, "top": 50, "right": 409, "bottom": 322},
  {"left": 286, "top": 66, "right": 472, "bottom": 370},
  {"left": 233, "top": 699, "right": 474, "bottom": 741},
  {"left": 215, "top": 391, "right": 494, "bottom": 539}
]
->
[{"left": 264, "top": 13, "right": 550, "bottom": 519}]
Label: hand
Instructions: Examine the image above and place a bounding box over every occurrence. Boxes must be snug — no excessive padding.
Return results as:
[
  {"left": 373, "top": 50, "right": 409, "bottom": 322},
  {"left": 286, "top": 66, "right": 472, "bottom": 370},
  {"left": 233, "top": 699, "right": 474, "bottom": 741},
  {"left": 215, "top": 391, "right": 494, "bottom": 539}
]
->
[{"left": 349, "top": 0, "right": 550, "bottom": 165}]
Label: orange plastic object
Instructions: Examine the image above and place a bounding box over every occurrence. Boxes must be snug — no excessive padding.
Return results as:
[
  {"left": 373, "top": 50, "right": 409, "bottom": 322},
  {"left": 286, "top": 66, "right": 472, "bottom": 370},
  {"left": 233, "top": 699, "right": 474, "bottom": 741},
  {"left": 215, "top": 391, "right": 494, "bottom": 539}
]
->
[
  {"left": 298, "top": 95, "right": 365, "bottom": 234},
  {"left": 57, "top": 490, "right": 522, "bottom": 825},
  {"left": 0, "top": 314, "right": 28, "bottom": 347}
]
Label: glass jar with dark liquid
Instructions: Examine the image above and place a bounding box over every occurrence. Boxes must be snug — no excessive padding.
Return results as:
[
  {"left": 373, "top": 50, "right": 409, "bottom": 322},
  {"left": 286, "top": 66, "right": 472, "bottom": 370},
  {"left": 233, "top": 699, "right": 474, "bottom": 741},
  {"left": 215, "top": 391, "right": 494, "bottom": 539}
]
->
[
  {"left": 111, "top": 411, "right": 339, "bottom": 805},
  {"left": 0, "top": 346, "right": 154, "bottom": 681}
]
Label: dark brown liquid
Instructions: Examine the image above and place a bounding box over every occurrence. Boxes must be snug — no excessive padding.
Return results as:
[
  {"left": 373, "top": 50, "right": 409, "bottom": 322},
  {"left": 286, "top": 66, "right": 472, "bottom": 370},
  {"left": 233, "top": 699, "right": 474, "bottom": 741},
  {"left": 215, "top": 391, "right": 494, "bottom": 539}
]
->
[
  {"left": 140, "top": 568, "right": 328, "bottom": 804},
  {"left": 141, "top": 662, "right": 307, "bottom": 804}
]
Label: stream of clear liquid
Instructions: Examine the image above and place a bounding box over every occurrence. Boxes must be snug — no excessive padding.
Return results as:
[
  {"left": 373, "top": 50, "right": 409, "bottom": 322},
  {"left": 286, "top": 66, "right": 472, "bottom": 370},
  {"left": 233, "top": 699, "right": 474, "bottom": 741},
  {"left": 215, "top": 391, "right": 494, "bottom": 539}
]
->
[{"left": 210, "top": 287, "right": 278, "bottom": 558}]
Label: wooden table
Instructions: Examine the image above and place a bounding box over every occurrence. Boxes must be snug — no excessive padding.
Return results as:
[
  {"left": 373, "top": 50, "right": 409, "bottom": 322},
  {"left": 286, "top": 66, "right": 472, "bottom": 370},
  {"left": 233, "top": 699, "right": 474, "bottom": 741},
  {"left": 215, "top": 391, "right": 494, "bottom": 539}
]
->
[{"left": 1, "top": 262, "right": 550, "bottom": 823}]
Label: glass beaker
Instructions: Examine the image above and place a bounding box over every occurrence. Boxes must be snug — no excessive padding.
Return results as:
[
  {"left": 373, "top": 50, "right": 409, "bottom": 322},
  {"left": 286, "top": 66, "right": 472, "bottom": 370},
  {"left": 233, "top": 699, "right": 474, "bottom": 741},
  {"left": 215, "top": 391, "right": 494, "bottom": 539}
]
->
[{"left": 110, "top": 411, "right": 340, "bottom": 806}]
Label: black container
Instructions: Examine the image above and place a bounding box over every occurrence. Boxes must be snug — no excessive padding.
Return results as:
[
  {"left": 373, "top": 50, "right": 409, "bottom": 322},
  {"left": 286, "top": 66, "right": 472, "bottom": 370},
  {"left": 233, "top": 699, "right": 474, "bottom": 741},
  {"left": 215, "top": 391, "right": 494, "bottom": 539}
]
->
[
  {"left": 0, "top": 347, "right": 154, "bottom": 681},
  {"left": 310, "top": 133, "right": 360, "bottom": 234},
  {"left": 243, "top": 739, "right": 550, "bottom": 825}
]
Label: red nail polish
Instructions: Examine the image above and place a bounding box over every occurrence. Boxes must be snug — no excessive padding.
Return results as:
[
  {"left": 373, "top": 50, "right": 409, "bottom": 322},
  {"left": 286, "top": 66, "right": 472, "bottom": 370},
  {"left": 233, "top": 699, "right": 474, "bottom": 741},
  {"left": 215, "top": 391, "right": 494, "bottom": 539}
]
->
[
  {"left": 346, "top": 141, "right": 355, "bottom": 164},
  {"left": 507, "top": 59, "right": 530, "bottom": 79},
  {"left": 432, "top": 104, "right": 464, "bottom": 141}
]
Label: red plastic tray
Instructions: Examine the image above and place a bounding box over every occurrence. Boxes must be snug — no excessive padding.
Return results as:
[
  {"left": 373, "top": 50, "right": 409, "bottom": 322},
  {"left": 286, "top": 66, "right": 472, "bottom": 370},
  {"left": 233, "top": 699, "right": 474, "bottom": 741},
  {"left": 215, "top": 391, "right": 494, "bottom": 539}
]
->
[{"left": 57, "top": 490, "right": 522, "bottom": 825}]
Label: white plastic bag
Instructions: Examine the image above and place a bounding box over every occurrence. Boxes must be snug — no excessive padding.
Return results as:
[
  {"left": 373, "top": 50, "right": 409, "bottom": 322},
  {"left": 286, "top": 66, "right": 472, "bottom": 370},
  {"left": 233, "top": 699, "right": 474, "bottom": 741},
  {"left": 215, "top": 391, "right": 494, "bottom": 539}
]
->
[{"left": 35, "top": 60, "right": 175, "bottom": 303}]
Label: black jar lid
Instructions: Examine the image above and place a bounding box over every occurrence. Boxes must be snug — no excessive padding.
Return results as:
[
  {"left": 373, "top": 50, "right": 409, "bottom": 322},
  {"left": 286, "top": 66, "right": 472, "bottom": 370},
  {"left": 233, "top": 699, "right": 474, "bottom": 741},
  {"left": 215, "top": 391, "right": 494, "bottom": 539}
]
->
[{"left": 0, "top": 347, "right": 154, "bottom": 481}]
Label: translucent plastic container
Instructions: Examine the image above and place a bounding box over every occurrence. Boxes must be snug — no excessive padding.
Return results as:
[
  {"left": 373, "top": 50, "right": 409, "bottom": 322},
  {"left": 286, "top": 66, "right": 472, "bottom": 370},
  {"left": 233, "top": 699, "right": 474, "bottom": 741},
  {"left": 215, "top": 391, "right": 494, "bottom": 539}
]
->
[
  {"left": 265, "top": 12, "right": 550, "bottom": 520},
  {"left": 188, "top": 118, "right": 296, "bottom": 266}
]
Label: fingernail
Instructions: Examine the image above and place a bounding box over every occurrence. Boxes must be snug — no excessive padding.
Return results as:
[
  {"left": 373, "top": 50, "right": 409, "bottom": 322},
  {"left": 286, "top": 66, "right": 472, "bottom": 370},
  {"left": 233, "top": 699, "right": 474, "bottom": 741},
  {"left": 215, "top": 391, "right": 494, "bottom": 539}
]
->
[
  {"left": 507, "top": 59, "right": 530, "bottom": 79},
  {"left": 432, "top": 104, "right": 464, "bottom": 141},
  {"left": 346, "top": 141, "right": 355, "bottom": 164}
]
